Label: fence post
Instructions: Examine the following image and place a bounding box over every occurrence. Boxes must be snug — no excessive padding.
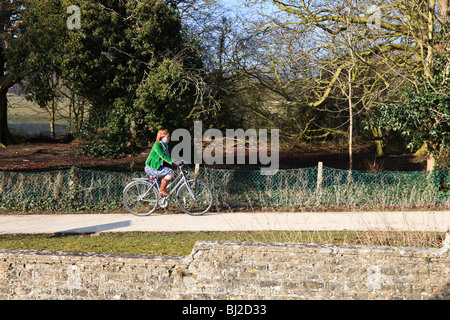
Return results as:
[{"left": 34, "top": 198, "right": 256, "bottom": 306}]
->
[
  {"left": 68, "top": 166, "right": 81, "bottom": 208},
  {"left": 195, "top": 163, "right": 200, "bottom": 176},
  {"left": 316, "top": 162, "right": 323, "bottom": 193}
]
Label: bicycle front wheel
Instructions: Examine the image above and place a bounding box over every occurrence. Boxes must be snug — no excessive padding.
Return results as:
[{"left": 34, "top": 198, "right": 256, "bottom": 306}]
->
[
  {"left": 176, "top": 179, "right": 213, "bottom": 216},
  {"left": 123, "top": 180, "right": 158, "bottom": 216}
]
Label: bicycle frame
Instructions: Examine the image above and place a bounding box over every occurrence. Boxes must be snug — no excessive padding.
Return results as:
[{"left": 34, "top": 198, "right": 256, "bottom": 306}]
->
[
  {"left": 124, "top": 161, "right": 212, "bottom": 216},
  {"left": 134, "top": 163, "right": 196, "bottom": 199},
  {"left": 166, "top": 170, "right": 185, "bottom": 194},
  {"left": 168, "top": 164, "right": 197, "bottom": 199}
]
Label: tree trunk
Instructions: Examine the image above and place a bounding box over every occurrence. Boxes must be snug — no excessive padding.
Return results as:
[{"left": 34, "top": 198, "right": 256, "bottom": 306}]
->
[
  {"left": 67, "top": 97, "right": 72, "bottom": 134},
  {"left": 370, "top": 125, "right": 384, "bottom": 156},
  {"left": 0, "top": 43, "right": 19, "bottom": 147},
  {"left": 50, "top": 98, "right": 56, "bottom": 139},
  {"left": 348, "top": 67, "right": 353, "bottom": 171},
  {"left": 438, "top": 0, "right": 450, "bottom": 23},
  {"left": 414, "top": 142, "right": 436, "bottom": 171},
  {"left": 0, "top": 90, "right": 18, "bottom": 147},
  {"left": 426, "top": 153, "right": 436, "bottom": 171},
  {"left": 421, "top": 0, "right": 446, "bottom": 170}
]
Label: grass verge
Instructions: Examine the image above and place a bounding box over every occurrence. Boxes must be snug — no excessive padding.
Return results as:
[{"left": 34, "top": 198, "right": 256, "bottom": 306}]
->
[{"left": 0, "top": 231, "right": 446, "bottom": 256}]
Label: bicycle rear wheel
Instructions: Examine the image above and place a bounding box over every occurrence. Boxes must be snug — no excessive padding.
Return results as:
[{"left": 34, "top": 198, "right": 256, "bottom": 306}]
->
[
  {"left": 176, "top": 179, "right": 213, "bottom": 216},
  {"left": 123, "top": 180, "right": 158, "bottom": 216}
]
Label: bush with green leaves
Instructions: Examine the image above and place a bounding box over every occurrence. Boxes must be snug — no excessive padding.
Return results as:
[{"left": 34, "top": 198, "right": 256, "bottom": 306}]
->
[
  {"left": 70, "top": 0, "right": 201, "bottom": 156},
  {"left": 375, "top": 25, "right": 450, "bottom": 162},
  {"left": 10, "top": 0, "right": 202, "bottom": 157}
]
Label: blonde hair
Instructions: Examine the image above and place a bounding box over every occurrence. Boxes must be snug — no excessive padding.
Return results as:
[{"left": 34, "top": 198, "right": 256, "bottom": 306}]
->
[{"left": 156, "top": 129, "right": 169, "bottom": 142}]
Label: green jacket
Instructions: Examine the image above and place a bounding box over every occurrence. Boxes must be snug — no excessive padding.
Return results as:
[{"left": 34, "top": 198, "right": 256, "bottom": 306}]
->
[{"left": 145, "top": 142, "right": 173, "bottom": 170}]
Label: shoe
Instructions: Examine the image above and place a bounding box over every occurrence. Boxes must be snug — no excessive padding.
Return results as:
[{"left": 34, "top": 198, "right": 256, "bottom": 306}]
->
[{"left": 159, "top": 178, "right": 171, "bottom": 196}]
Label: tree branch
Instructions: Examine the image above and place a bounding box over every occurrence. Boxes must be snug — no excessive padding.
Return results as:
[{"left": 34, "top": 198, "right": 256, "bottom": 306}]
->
[
  {"left": 0, "top": 73, "right": 19, "bottom": 95},
  {"left": 272, "top": 0, "right": 408, "bottom": 33}
]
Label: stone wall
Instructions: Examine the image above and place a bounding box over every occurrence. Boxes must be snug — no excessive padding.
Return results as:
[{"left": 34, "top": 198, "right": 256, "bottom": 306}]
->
[
  {"left": 0, "top": 249, "right": 181, "bottom": 299},
  {"left": 1, "top": 237, "right": 449, "bottom": 300}
]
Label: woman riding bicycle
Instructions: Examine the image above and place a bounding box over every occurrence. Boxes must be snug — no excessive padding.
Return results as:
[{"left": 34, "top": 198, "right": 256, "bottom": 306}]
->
[{"left": 145, "top": 129, "right": 181, "bottom": 196}]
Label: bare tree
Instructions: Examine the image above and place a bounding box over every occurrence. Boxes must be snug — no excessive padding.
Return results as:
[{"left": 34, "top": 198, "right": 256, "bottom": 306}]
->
[{"left": 234, "top": 0, "right": 449, "bottom": 169}]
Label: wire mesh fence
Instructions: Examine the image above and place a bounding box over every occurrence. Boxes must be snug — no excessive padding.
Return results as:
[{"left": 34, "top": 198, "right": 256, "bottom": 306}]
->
[
  {"left": 201, "top": 167, "right": 450, "bottom": 210},
  {"left": 0, "top": 165, "right": 449, "bottom": 212}
]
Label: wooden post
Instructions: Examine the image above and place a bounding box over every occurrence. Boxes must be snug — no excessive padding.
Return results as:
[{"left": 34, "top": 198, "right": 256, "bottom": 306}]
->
[
  {"left": 195, "top": 163, "right": 200, "bottom": 176},
  {"left": 316, "top": 162, "right": 323, "bottom": 192}
]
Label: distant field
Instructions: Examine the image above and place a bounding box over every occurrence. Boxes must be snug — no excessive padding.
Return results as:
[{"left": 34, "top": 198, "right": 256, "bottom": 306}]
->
[{"left": 7, "top": 95, "right": 74, "bottom": 136}]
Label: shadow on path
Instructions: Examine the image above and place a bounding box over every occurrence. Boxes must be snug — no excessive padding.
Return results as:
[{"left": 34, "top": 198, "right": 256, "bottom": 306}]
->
[{"left": 56, "top": 220, "right": 131, "bottom": 234}]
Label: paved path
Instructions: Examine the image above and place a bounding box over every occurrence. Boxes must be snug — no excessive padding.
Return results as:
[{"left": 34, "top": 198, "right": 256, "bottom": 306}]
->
[{"left": 0, "top": 211, "right": 449, "bottom": 234}]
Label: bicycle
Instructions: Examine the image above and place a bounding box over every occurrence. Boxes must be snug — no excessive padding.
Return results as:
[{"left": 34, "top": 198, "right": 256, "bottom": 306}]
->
[{"left": 123, "top": 161, "right": 213, "bottom": 216}]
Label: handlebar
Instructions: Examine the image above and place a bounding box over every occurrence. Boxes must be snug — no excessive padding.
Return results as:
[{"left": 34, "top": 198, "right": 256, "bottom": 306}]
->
[{"left": 176, "top": 160, "right": 188, "bottom": 168}]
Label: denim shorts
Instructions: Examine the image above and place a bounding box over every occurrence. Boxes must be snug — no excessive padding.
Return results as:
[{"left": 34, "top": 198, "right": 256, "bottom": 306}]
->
[{"left": 145, "top": 165, "right": 174, "bottom": 178}]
